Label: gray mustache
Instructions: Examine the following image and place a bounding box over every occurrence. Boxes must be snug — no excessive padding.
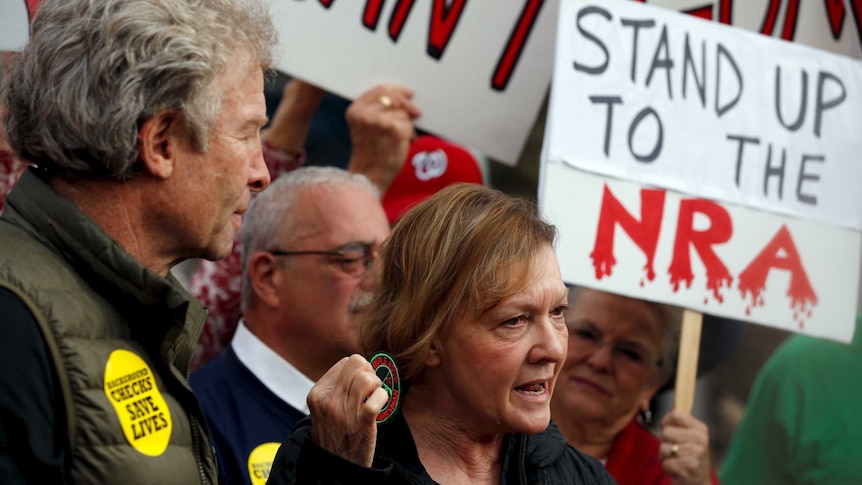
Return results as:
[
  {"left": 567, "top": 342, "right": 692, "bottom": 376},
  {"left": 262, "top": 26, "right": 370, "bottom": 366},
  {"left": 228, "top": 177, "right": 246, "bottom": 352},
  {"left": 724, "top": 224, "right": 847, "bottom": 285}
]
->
[{"left": 349, "top": 290, "right": 373, "bottom": 314}]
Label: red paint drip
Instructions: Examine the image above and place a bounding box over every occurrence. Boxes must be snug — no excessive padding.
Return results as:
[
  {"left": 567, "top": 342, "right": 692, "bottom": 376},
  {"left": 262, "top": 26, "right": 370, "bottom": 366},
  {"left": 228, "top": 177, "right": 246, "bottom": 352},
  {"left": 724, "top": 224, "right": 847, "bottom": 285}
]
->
[
  {"left": 591, "top": 248, "right": 617, "bottom": 280},
  {"left": 706, "top": 272, "right": 733, "bottom": 304},
  {"left": 737, "top": 225, "right": 817, "bottom": 328},
  {"left": 667, "top": 199, "right": 733, "bottom": 302}
]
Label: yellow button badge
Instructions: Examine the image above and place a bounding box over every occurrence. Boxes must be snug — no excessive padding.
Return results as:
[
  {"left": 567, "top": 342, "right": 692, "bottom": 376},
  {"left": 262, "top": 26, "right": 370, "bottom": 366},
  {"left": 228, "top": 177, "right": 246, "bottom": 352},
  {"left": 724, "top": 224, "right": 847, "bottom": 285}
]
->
[
  {"left": 248, "top": 442, "right": 281, "bottom": 485},
  {"left": 103, "top": 349, "right": 172, "bottom": 456}
]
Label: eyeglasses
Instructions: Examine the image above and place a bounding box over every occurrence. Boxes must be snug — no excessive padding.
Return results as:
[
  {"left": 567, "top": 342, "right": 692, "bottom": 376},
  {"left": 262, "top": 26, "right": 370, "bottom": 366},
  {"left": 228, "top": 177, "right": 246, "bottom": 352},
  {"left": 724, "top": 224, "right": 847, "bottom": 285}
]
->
[
  {"left": 567, "top": 322, "right": 662, "bottom": 373},
  {"left": 268, "top": 242, "right": 376, "bottom": 277}
]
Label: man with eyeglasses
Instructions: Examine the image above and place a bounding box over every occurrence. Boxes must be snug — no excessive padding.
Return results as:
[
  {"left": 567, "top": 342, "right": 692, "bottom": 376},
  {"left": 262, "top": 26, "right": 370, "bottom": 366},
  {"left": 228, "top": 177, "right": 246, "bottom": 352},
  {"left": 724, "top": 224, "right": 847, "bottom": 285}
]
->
[
  {"left": 189, "top": 81, "right": 420, "bottom": 370},
  {"left": 190, "top": 166, "right": 390, "bottom": 485}
]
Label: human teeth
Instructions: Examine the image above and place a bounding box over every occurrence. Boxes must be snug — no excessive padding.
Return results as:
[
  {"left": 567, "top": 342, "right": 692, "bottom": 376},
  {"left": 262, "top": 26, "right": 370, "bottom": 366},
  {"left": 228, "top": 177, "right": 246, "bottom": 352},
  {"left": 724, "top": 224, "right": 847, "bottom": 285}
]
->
[{"left": 517, "top": 383, "right": 544, "bottom": 393}]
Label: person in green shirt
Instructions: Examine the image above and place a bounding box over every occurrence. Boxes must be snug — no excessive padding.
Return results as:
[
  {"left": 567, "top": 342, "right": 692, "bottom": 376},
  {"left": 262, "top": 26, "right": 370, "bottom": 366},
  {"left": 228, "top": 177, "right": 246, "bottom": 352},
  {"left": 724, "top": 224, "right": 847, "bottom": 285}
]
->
[{"left": 720, "top": 315, "right": 862, "bottom": 485}]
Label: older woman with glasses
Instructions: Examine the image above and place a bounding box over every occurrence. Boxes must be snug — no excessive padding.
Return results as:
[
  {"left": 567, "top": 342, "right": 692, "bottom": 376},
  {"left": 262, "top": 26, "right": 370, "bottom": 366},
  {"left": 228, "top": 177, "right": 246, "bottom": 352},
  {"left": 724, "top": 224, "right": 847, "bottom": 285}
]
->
[
  {"left": 550, "top": 288, "right": 720, "bottom": 485},
  {"left": 266, "top": 184, "right": 616, "bottom": 484}
]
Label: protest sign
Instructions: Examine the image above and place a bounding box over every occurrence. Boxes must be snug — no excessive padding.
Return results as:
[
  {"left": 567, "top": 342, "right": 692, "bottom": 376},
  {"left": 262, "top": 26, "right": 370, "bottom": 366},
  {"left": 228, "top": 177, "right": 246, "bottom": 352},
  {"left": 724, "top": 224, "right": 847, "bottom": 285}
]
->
[
  {"left": 544, "top": 0, "right": 862, "bottom": 230},
  {"left": 542, "top": 165, "right": 860, "bottom": 343},
  {"left": 0, "top": 0, "right": 33, "bottom": 52},
  {"left": 540, "top": 0, "right": 862, "bottom": 343},
  {"left": 264, "top": 0, "right": 558, "bottom": 166},
  {"left": 642, "top": 0, "right": 862, "bottom": 58}
]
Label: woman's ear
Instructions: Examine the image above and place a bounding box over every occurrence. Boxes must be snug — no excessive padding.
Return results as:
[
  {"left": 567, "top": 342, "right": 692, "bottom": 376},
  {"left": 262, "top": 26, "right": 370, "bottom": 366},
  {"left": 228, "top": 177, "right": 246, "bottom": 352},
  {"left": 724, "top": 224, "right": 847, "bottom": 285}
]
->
[
  {"left": 424, "top": 337, "right": 442, "bottom": 367},
  {"left": 645, "top": 382, "right": 662, "bottom": 407},
  {"left": 639, "top": 396, "right": 652, "bottom": 414},
  {"left": 639, "top": 379, "right": 662, "bottom": 414},
  {"left": 139, "top": 109, "right": 181, "bottom": 179}
]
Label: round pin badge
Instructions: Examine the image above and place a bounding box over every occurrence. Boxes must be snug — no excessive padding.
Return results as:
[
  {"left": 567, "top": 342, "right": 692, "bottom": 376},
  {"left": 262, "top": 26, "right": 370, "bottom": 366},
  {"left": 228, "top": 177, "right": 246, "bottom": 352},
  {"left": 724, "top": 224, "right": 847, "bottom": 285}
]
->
[{"left": 369, "top": 352, "right": 401, "bottom": 424}]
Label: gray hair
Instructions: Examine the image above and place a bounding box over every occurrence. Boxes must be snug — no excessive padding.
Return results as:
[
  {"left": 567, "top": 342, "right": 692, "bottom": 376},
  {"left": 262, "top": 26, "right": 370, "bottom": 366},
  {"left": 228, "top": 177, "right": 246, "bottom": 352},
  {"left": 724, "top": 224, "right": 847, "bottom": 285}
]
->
[
  {"left": 2, "top": 0, "right": 277, "bottom": 179},
  {"left": 239, "top": 166, "right": 380, "bottom": 310}
]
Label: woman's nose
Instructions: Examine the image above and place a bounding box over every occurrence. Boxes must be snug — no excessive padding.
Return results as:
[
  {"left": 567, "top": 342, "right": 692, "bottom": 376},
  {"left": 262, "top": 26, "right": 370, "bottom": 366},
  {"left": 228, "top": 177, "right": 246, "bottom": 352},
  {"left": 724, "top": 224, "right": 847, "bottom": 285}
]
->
[
  {"left": 586, "top": 341, "right": 614, "bottom": 372},
  {"left": 530, "top": 317, "right": 567, "bottom": 364}
]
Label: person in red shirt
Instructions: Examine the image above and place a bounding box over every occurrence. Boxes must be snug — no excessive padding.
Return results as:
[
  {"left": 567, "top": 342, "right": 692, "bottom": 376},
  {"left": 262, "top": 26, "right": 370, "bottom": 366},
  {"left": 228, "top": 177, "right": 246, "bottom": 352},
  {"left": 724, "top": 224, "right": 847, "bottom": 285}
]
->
[{"left": 551, "top": 288, "right": 721, "bottom": 485}]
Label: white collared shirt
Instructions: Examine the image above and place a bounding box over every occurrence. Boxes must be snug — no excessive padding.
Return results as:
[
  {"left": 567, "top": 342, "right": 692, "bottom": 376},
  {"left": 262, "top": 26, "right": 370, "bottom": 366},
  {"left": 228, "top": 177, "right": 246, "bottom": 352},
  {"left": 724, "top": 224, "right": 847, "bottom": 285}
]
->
[{"left": 231, "top": 320, "right": 314, "bottom": 414}]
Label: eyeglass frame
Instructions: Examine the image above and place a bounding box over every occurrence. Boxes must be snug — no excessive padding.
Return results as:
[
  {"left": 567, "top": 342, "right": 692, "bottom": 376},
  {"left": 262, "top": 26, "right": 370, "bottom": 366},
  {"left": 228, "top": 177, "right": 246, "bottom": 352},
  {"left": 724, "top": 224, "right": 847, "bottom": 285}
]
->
[
  {"left": 267, "top": 242, "right": 377, "bottom": 277},
  {"left": 566, "top": 321, "right": 664, "bottom": 374}
]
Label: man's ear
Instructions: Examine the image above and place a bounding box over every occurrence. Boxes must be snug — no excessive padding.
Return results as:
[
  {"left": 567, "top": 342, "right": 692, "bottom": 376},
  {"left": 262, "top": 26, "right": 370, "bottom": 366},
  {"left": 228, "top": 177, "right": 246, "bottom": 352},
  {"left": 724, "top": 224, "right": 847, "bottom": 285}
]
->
[
  {"left": 248, "top": 252, "right": 281, "bottom": 308},
  {"left": 139, "top": 109, "right": 181, "bottom": 180}
]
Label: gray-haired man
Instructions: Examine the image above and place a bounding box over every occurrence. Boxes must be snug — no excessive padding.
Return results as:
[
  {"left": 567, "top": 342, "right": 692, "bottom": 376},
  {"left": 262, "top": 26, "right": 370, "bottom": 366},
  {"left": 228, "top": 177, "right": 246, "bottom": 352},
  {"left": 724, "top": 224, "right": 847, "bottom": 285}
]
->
[{"left": 0, "top": 0, "right": 276, "bottom": 482}]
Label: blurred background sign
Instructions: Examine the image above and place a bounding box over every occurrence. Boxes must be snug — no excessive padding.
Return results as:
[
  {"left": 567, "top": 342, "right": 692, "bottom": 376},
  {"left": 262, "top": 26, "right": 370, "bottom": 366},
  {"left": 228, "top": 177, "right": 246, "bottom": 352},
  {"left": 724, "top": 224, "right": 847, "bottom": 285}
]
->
[
  {"left": 264, "top": 0, "right": 558, "bottom": 166},
  {"left": 0, "top": 0, "right": 35, "bottom": 52},
  {"left": 640, "top": 0, "right": 861, "bottom": 58}
]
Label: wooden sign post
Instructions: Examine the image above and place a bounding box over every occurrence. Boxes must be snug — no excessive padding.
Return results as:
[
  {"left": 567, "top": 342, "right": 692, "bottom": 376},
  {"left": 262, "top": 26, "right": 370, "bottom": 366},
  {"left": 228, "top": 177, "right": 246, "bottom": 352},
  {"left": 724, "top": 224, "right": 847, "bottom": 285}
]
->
[{"left": 673, "top": 310, "right": 703, "bottom": 413}]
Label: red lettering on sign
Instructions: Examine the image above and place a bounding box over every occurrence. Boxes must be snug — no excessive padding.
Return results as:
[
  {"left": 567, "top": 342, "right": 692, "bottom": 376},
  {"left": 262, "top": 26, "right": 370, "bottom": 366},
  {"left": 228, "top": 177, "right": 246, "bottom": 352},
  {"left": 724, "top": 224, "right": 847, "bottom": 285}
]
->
[
  {"left": 361, "top": 0, "right": 386, "bottom": 30},
  {"left": 759, "top": 0, "right": 800, "bottom": 40},
  {"left": 719, "top": 0, "right": 734, "bottom": 24},
  {"left": 637, "top": 0, "right": 862, "bottom": 46},
  {"left": 668, "top": 199, "right": 734, "bottom": 303},
  {"left": 587, "top": 183, "right": 820, "bottom": 321},
  {"left": 318, "top": 0, "right": 334, "bottom": 8},
  {"left": 491, "top": 0, "right": 545, "bottom": 91},
  {"left": 590, "top": 185, "right": 666, "bottom": 283},
  {"left": 631, "top": 1, "right": 722, "bottom": 23},
  {"left": 388, "top": 0, "right": 416, "bottom": 41},
  {"left": 427, "top": 0, "right": 467, "bottom": 60},
  {"left": 761, "top": 0, "right": 782, "bottom": 36},
  {"left": 738, "top": 225, "right": 817, "bottom": 328},
  {"left": 825, "top": 0, "right": 846, "bottom": 39},
  {"left": 683, "top": 5, "right": 714, "bottom": 20},
  {"left": 850, "top": 0, "right": 862, "bottom": 43}
]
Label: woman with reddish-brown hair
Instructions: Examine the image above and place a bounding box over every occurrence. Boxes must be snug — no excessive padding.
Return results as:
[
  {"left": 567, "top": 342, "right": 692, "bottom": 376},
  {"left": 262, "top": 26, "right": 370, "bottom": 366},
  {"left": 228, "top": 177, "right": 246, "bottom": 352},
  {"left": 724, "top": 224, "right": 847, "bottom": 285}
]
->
[{"left": 267, "top": 184, "right": 616, "bottom": 484}]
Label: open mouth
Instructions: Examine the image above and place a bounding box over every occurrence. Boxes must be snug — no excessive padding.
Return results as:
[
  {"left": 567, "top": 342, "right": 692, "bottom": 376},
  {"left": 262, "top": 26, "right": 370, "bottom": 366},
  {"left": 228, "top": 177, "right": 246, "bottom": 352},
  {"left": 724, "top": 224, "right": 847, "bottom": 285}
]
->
[{"left": 515, "top": 382, "right": 547, "bottom": 395}]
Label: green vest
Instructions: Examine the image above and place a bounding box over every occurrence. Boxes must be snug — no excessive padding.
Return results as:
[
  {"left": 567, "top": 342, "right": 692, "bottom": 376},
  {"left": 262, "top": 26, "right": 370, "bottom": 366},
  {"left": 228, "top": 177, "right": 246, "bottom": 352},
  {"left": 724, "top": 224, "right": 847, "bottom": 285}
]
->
[{"left": 0, "top": 171, "right": 217, "bottom": 484}]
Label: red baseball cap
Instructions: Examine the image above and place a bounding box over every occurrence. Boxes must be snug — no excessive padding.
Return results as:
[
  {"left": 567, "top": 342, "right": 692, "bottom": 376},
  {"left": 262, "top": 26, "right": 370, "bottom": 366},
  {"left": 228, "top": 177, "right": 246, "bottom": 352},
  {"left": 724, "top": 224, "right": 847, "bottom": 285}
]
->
[{"left": 382, "top": 135, "right": 484, "bottom": 224}]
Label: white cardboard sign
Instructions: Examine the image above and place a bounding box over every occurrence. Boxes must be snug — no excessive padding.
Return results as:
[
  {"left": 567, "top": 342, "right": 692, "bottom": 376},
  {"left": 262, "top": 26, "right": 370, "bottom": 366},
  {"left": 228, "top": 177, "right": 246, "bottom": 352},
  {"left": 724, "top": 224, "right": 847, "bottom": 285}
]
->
[
  {"left": 264, "top": 0, "right": 558, "bottom": 166},
  {"left": 541, "top": 163, "right": 861, "bottom": 343},
  {"left": 545, "top": 0, "right": 862, "bottom": 230},
  {"left": 540, "top": 0, "right": 862, "bottom": 342},
  {"left": 0, "top": 1, "right": 32, "bottom": 52}
]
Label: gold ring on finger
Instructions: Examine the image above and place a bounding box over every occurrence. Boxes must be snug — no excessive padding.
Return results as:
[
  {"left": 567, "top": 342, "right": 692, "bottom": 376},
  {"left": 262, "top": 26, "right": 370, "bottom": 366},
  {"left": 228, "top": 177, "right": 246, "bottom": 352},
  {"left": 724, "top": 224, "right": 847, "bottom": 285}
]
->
[{"left": 378, "top": 94, "right": 393, "bottom": 109}]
